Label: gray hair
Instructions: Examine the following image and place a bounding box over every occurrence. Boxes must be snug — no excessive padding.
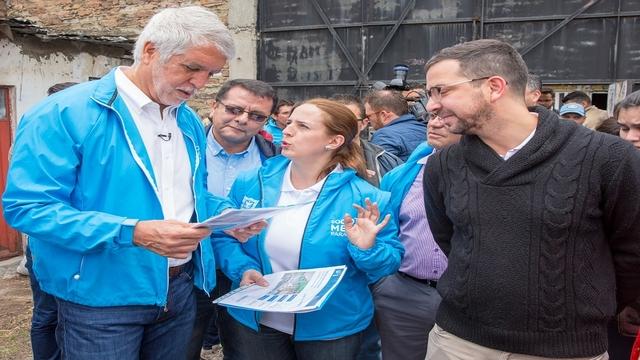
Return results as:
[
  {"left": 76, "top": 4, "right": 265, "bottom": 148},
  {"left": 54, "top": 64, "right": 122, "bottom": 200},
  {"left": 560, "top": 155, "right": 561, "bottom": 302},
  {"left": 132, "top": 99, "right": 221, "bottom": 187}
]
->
[
  {"left": 133, "top": 6, "right": 235, "bottom": 64},
  {"left": 526, "top": 74, "right": 541, "bottom": 92},
  {"left": 425, "top": 39, "right": 529, "bottom": 99}
]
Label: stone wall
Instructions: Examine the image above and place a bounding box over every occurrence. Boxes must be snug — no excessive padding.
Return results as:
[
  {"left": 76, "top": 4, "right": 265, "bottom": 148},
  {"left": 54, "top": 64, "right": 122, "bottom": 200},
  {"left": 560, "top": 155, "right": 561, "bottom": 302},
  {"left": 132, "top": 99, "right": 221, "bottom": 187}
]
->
[
  {"left": 1, "top": 0, "right": 259, "bottom": 118},
  {"left": 4, "top": 0, "right": 230, "bottom": 38}
]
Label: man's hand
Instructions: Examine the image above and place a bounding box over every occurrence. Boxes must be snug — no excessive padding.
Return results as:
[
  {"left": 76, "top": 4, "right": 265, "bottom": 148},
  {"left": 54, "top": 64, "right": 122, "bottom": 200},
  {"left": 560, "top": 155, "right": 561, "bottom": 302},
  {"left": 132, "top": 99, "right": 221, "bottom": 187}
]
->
[
  {"left": 344, "top": 198, "right": 391, "bottom": 250},
  {"left": 224, "top": 220, "right": 268, "bottom": 243},
  {"left": 240, "top": 269, "right": 269, "bottom": 287},
  {"left": 133, "top": 220, "right": 212, "bottom": 258},
  {"left": 618, "top": 305, "right": 640, "bottom": 337}
]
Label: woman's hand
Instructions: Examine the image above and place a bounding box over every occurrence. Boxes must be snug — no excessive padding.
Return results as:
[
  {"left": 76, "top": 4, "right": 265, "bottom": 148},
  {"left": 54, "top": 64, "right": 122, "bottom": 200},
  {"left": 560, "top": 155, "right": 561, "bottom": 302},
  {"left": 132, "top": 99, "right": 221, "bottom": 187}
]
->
[
  {"left": 344, "top": 198, "right": 391, "bottom": 250},
  {"left": 225, "top": 220, "right": 268, "bottom": 243},
  {"left": 240, "top": 269, "right": 269, "bottom": 287}
]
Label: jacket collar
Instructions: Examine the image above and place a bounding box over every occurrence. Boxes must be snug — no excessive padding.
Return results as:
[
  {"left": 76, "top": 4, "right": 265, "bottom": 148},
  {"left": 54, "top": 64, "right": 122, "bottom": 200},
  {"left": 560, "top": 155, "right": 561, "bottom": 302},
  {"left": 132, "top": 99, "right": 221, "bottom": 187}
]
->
[
  {"left": 386, "top": 113, "right": 419, "bottom": 126},
  {"left": 259, "top": 156, "right": 356, "bottom": 207},
  {"left": 406, "top": 142, "right": 434, "bottom": 165}
]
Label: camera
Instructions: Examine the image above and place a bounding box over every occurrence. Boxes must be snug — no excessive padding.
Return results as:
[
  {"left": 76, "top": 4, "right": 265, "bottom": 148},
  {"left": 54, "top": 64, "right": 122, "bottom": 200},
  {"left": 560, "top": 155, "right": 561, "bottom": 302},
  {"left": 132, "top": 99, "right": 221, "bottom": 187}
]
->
[{"left": 371, "top": 64, "right": 428, "bottom": 122}]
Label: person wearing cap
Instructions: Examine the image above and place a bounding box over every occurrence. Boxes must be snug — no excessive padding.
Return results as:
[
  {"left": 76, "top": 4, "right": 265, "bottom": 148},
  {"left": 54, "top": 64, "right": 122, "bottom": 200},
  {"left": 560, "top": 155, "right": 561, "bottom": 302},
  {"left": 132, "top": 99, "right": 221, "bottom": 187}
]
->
[{"left": 559, "top": 103, "right": 587, "bottom": 125}]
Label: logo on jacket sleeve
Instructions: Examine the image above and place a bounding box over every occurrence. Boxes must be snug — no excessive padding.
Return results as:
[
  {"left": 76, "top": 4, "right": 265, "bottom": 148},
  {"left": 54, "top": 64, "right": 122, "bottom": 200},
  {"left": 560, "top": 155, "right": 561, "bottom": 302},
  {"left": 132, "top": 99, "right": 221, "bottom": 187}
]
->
[
  {"left": 330, "top": 218, "right": 347, "bottom": 237},
  {"left": 240, "top": 196, "right": 259, "bottom": 209}
]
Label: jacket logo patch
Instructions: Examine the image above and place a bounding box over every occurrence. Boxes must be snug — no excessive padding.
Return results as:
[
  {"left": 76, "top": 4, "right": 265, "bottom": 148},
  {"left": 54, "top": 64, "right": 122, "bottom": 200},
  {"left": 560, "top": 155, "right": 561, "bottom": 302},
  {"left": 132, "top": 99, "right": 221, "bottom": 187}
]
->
[
  {"left": 241, "top": 196, "right": 259, "bottom": 209},
  {"left": 330, "top": 218, "right": 346, "bottom": 237}
]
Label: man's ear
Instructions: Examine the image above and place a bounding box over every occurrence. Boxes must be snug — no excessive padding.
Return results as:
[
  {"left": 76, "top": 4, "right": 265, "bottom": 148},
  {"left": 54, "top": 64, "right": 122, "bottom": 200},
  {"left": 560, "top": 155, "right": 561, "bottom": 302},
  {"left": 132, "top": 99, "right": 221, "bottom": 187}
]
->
[
  {"left": 487, "top": 76, "right": 508, "bottom": 102},
  {"left": 141, "top": 42, "right": 158, "bottom": 65}
]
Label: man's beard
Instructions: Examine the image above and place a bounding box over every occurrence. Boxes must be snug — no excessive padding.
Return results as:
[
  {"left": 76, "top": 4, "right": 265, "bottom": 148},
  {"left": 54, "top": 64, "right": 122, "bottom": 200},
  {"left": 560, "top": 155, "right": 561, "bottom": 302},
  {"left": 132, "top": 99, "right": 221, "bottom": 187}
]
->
[{"left": 447, "top": 102, "right": 494, "bottom": 135}]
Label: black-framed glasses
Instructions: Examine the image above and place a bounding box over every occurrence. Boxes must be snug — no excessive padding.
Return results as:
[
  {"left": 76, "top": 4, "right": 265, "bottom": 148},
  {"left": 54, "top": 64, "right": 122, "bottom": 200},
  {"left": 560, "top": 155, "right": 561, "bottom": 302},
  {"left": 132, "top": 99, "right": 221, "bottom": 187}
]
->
[
  {"left": 425, "top": 112, "right": 442, "bottom": 122},
  {"left": 364, "top": 111, "right": 381, "bottom": 121},
  {"left": 217, "top": 100, "right": 269, "bottom": 123},
  {"left": 426, "top": 76, "right": 490, "bottom": 101}
]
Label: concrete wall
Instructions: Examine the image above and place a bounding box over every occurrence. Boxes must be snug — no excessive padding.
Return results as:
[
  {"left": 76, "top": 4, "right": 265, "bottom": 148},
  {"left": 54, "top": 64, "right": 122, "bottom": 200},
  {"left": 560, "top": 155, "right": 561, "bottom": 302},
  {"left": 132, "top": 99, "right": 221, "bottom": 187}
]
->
[
  {"left": 228, "top": 0, "right": 258, "bottom": 79},
  {"left": 0, "top": 34, "right": 128, "bottom": 120}
]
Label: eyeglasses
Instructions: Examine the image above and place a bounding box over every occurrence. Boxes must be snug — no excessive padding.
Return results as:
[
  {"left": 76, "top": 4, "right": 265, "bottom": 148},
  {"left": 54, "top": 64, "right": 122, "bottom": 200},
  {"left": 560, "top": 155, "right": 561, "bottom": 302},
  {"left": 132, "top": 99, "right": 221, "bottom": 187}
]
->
[
  {"left": 425, "top": 112, "right": 442, "bottom": 122},
  {"left": 426, "top": 77, "right": 490, "bottom": 101},
  {"left": 364, "top": 111, "right": 381, "bottom": 120},
  {"left": 217, "top": 100, "right": 269, "bottom": 123}
]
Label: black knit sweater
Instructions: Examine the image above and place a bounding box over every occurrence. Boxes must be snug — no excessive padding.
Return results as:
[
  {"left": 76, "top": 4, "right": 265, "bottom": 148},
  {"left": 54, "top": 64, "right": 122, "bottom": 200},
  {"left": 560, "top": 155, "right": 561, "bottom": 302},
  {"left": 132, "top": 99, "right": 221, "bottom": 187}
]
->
[{"left": 423, "top": 107, "right": 640, "bottom": 357}]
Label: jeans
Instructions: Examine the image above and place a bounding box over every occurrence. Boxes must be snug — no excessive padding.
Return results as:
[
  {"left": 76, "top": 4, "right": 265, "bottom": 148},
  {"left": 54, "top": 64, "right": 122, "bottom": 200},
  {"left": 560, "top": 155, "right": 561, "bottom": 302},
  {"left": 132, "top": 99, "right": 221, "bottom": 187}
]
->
[
  {"left": 186, "top": 287, "right": 220, "bottom": 360},
  {"left": 56, "top": 262, "right": 196, "bottom": 360},
  {"left": 225, "top": 314, "right": 363, "bottom": 360},
  {"left": 26, "top": 245, "right": 61, "bottom": 360},
  {"left": 355, "top": 320, "right": 381, "bottom": 360},
  {"left": 186, "top": 270, "right": 231, "bottom": 360}
]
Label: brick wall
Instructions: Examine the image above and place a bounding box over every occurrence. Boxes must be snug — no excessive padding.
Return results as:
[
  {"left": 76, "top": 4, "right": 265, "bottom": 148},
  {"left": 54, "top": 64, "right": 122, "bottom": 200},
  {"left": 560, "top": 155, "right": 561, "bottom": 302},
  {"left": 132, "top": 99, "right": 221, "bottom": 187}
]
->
[{"left": 4, "top": 0, "right": 233, "bottom": 117}]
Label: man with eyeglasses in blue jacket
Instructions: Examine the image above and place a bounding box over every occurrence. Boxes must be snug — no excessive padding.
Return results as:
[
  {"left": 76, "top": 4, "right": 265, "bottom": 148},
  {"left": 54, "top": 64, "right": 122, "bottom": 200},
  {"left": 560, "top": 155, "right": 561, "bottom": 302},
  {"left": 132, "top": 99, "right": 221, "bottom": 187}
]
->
[{"left": 187, "top": 79, "right": 279, "bottom": 360}]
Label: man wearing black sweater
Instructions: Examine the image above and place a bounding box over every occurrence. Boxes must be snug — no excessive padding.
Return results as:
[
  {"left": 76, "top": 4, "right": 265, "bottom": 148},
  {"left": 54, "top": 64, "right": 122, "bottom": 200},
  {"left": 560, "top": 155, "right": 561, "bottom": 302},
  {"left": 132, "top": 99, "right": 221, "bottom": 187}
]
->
[{"left": 422, "top": 39, "right": 640, "bottom": 359}]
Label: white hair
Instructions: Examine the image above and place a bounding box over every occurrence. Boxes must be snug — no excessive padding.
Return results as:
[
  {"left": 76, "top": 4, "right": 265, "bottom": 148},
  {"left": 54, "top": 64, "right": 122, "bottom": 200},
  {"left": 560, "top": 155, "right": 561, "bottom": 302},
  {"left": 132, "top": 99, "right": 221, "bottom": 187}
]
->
[{"left": 133, "top": 6, "right": 235, "bottom": 64}]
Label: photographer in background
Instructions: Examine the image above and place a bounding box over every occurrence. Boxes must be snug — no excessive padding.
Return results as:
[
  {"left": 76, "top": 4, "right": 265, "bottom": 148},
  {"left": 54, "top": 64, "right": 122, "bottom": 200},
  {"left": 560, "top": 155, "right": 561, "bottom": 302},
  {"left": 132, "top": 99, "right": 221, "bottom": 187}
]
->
[{"left": 364, "top": 89, "right": 426, "bottom": 161}]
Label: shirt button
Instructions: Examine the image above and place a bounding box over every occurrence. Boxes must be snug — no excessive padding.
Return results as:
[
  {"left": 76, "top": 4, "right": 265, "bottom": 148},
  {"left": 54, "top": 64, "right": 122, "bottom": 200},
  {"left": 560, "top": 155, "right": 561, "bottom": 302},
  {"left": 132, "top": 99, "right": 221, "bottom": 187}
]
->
[
  {"left": 433, "top": 270, "right": 438, "bottom": 274},
  {"left": 434, "top": 249, "right": 439, "bottom": 252}
]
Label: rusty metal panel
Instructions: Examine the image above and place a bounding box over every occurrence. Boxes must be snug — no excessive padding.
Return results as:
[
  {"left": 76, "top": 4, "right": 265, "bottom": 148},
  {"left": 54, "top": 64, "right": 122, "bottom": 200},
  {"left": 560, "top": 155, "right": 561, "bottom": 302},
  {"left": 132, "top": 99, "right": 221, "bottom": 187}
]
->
[
  {"left": 261, "top": 27, "right": 360, "bottom": 84},
  {"left": 364, "top": 0, "right": 476, "bottom": 21},
  {"left": 622, "top": 0, "right": 640, "bottom": 11},
  {"left": 258, "top": 0, "right": 640, "bottom": 98},
  {"left": 366, "top": 22, "right": 473, "bottom": 82},
  {"left": 485, "top": 0, "right": 615, "bottom": 18},
  {"left": 486, "top": 17, "right": 617, "bottom": 82},
  {"left": 616, "top": 16, "right": 640, "bottom": 79},
  {"left": 270, "top": 85, "right": 357, "bottom": 101},
  {"left": 262, "top": 0, "right": 362, "bottom": 28}
]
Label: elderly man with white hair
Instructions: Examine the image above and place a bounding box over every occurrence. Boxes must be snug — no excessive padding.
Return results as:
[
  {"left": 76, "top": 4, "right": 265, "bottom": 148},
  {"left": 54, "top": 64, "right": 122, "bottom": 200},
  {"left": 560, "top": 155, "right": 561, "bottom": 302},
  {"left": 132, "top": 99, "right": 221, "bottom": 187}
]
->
[{"left": 2, "top": 6, "right": 258, "bottom": 359}]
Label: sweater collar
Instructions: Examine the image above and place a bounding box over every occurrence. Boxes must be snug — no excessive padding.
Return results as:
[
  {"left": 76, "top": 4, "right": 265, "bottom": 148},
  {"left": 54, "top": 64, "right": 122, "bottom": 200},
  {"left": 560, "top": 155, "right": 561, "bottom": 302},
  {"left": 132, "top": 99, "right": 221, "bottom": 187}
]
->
[{"left": 461, "top": 107, "right": 577, "bottom": 185}]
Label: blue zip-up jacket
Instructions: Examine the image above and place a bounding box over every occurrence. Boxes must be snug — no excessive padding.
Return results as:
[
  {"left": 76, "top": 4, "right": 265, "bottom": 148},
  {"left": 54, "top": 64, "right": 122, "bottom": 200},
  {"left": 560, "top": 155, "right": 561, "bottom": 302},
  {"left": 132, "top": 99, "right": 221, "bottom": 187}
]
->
[
  {"left": 2, "top": 69, "right": 229, "bottom": 307},
  {"left": 262, "top": 117, "right": 283, "bottom": 145},
  {"left": 371, "top": 113, "right": 427, "bottom": 161},
  {"left": 380, "top": 142, "right": 434, "bottom": 213},
  {"left": 213, "top": 156, "right": 404, "bottom": 340}
]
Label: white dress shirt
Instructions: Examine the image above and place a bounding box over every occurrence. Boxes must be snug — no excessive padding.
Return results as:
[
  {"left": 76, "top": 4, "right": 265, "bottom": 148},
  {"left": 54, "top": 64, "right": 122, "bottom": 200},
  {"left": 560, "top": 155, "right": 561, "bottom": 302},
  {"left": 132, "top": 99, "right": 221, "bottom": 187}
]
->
[{"left": 115, "top": 68, "right": 194, "bottom": 266}]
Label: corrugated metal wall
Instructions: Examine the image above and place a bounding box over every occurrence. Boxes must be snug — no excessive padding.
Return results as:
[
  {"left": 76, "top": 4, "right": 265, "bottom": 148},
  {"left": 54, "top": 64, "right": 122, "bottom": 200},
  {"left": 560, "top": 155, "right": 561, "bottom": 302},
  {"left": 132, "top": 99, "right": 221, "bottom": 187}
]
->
[{"left": 258, "top": 0, "right": 640, "bottom": 100}]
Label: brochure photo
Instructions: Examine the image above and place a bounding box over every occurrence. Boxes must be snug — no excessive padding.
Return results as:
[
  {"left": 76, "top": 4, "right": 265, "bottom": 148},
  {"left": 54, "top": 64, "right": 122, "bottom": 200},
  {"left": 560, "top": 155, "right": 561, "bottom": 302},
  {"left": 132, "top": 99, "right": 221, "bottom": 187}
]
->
[{"left": 213, "top": 265, "right": 347, "bottom": 313}]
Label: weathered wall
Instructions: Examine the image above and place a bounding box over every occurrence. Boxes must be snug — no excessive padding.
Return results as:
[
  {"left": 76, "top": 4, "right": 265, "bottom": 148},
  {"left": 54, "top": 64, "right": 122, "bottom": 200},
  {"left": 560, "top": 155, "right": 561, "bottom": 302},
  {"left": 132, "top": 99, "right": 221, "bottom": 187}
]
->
[
  {"left": 0, "top": 34, "right": 128, "bottom": 119},
  {"left": 1, "top": 0, "right": 259, "bottom": 118},
  {"left": 5, "top": 0, "right": 230, "bottom": 38}
]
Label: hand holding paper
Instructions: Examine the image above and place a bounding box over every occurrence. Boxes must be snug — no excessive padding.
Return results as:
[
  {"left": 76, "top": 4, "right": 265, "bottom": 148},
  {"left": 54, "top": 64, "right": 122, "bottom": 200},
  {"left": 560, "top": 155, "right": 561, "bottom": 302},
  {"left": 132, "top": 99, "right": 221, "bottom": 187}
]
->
[
  {"left": 214, "top": 266, "right": 347, "bottom": 314},
  {"left": 193, "top": 203, "right": 311, "bottom": 231}
]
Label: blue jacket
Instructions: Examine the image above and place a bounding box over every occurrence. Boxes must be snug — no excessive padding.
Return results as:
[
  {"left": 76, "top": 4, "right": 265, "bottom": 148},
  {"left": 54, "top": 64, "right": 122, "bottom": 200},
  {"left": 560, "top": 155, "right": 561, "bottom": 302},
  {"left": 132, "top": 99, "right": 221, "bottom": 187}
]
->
[
  {"left": 371, "top": 113, "right": 426, "bottom": 161},
  {"left": 213, "top": 156, "right": 404, "bottom": 340},
  {"left": 2, "top": 69, "right": 229, "bottom": 307},
  {"left": 262, "top": 118, "right": 283, "bottom": 145},
  {"left": 380, "top": 142, "right": 434, "bottom": 213}
]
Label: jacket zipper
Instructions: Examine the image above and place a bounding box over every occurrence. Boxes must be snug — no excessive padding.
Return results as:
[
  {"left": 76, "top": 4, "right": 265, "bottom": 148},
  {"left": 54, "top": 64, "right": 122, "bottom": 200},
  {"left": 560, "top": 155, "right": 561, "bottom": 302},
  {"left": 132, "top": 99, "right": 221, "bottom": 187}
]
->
[
  {"left": 100, "top": 100, "right": 170, "bottom": 307},
  {"left": 181, "top": 123, "right": 208, "bottom": 297},
  {"left": 291, "top": 178, "right": 328, "bottom": 340},
  {"left": 254, "top": 172, "right": 266, "bottom": 327}
]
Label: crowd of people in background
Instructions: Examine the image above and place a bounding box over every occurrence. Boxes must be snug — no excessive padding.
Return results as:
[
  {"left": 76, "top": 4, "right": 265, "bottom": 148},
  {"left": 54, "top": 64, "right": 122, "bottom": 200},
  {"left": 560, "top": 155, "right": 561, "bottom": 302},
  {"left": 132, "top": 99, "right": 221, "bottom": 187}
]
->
[{"left": 3, "top": 5, "right": 640, "bottom": 360}]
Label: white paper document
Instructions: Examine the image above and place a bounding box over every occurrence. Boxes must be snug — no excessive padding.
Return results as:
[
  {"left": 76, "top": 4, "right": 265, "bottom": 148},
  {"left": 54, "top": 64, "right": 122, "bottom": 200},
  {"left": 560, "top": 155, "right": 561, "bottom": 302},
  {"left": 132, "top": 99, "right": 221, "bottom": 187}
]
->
[
  {"left": 193, "top": 203, "right": 310, "bottom": 230},
  {"left": 213, "top": 265, "right": 347, "bottom": 313}
]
